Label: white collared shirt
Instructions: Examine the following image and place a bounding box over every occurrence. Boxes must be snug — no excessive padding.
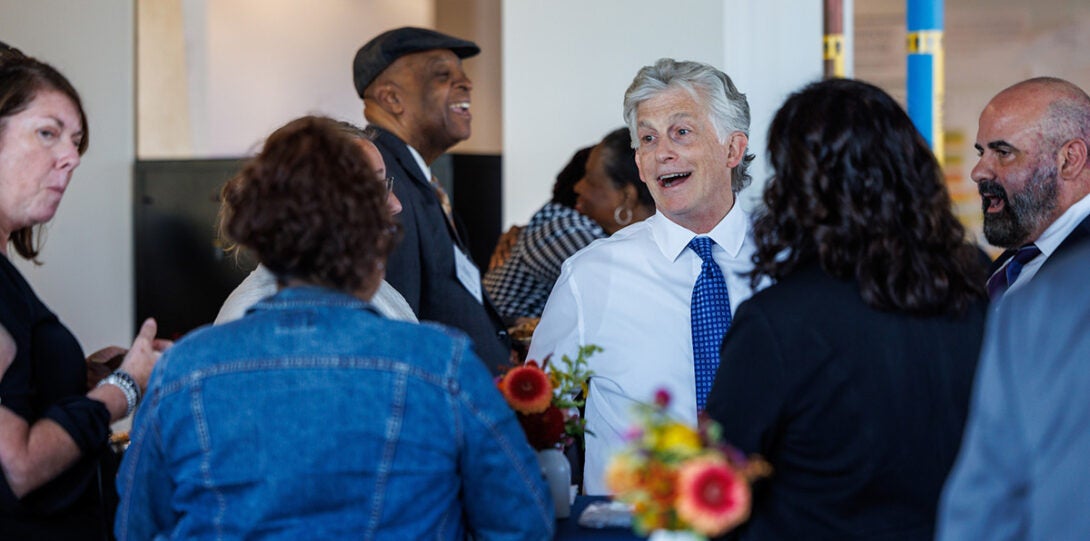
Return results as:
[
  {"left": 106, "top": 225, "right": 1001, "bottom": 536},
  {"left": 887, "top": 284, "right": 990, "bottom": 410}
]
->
[
  {"left": 214, "top": 265, "right": 417, "bottom": 324},
  {"left": 1004, "top": 192, "right": 1090, "bottom": 295},
  {"left": 405, "top": 145, "right": 431, "bottom": 182},
  {"left": 527, "top": 207, "right": 765, "bottom": 495}
]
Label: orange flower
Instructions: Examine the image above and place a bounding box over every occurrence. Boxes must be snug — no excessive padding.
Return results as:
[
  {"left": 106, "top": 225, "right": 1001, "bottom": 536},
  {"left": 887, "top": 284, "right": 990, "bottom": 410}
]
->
[
  {"left": 500, "top": 364, "right": 552, "bottom": 414},
  {"left": 604, "top": 453, "right": 642, "bottom": 494},
  {"left": 675, "top": 456, "right": 751, "bottom": 537}
]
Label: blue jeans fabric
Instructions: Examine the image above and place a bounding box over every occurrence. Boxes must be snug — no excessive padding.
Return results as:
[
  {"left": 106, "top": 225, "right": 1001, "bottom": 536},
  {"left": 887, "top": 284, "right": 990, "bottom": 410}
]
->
[{"left": 115, "top": 286, "right": 553, "bottom": 540}]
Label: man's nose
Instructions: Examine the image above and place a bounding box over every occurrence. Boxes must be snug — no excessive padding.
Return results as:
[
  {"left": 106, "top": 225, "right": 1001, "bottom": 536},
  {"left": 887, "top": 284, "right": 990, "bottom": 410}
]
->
[
  {"left": 969, "top": 156, "right": 991, "bottom": 185},
  {"left": 655, "top": 138, "right": 677, "bottom": 163},
  {"left": 455, "top": 70, "right": 472, "bottom": 92}
]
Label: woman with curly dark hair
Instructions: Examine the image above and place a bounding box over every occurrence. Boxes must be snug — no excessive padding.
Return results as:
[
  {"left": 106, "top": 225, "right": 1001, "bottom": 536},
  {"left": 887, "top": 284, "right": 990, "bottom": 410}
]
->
[
  {"left": 706, "top": 79, "right": 988, "bottom": 540},
  {"left": 115, "top": 116, "right": 554, "bottom": 540}
]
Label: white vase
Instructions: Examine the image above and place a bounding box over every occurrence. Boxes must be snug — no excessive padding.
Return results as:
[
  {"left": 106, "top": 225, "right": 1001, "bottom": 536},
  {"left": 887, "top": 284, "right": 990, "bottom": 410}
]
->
[
  {"left": 648, "top": 529, "right": 705, "bottom": 541},
  {"left": 535, "top": 448, "right": 571, "bottom": 518}
]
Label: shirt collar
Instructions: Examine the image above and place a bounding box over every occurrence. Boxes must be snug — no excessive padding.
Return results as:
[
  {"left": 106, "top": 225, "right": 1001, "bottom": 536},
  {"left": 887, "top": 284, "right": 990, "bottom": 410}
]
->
[
  {"left": 650, "top": 203, "right": 751, "bottom": 262},
  {"left": 253, "top": 285, "right": 378, "bottom": 314},
  {"left": 1034, "top": 192, "right": 1090, "bottom": 256},
  {"left": 405, "top": 145, "right": 431, "bottom": 181}
]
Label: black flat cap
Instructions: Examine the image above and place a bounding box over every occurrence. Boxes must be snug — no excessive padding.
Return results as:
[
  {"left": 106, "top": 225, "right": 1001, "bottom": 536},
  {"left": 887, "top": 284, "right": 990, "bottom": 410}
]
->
[{"left": 353, "top": 27, "right": 479, "bottom": 98}]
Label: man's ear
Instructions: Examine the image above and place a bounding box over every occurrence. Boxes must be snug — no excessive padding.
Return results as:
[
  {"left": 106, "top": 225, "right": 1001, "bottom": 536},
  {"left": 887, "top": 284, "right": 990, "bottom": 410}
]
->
[
  {"left": 725, "top": 131, "right": 749, "bottom": 168},
  {"left": 1058, "top": 138, "right": 1088, "bottom": 180},
  {"left": 369, "top": 82, "right": 404, "bottom": 116}
]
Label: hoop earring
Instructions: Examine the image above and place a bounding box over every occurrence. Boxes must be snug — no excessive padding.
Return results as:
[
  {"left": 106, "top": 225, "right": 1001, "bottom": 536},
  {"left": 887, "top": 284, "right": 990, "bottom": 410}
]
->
[{"left": 613, "top": 205, "right": 633, "bottom": 226}]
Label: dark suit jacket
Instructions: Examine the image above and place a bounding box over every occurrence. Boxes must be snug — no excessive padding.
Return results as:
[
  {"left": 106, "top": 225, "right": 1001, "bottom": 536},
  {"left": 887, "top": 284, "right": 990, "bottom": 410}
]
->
[
  {"left": 990, "top": 212, "right": 1090, "bottom": 274},
  {"left": 707, "top": 263, "right": 987, "bottom": 540},
  {"left": 372, "top": 127, "right": 510, "bottom": 373}
]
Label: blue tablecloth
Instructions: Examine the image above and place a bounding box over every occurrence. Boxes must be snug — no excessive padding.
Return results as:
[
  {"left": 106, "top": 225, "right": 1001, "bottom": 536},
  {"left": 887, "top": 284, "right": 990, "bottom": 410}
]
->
[{"left": 555, "top": 496, "right": 642, "bottom": 540}]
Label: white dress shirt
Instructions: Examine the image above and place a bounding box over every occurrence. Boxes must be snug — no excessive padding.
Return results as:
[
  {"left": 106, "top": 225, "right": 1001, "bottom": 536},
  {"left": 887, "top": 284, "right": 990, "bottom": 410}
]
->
[
  {"left": 214, "top": 265, "right": 418, "bottom": 324},
  {"left": 405, "top": 144, "right": 432, "bottom": 181},
  {"left": 1001, "top": 192, "right": 1090, "bottom": 296},
  {"left": 528, "top": 207, "right": 764, "bottom": 495}
]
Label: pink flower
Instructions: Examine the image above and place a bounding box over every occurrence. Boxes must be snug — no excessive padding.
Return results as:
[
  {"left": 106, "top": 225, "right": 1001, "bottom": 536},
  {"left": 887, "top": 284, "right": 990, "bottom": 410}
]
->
[
  {"left": 654, "top": 388, "right": 671, "bottom": 408},
  {"left": 675, "top": 456, "right": 751, "bottom": 537}
]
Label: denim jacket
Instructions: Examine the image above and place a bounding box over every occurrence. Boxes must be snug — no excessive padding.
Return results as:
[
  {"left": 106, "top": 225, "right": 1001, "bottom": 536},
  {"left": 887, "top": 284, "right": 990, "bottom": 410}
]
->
[{"left": 115, "top": 286, "right": 554, "bottom": 540}]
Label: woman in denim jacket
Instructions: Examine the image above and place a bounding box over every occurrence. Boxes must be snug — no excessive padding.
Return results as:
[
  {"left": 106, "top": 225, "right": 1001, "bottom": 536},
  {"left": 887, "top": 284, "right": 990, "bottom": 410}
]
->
[{"left": 114, "top": 116, "right": 554, "bottom": 540}]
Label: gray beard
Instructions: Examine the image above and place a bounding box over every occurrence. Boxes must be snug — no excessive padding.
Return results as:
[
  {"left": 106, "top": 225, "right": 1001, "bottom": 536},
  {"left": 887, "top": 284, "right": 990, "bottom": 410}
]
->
[{"left": 982, "top": 164, "right": 1059, "bottom": 248}]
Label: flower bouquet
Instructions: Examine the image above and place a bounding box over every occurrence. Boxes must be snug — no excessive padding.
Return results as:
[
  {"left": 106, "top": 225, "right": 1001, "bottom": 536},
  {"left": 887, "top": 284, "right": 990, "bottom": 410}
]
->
[
  {"left": 497, "top": 345, "right": 598, "bottom": 518},
  {"left": 605, "top": 389, "right": 771, "bottom": 540},
  {"left": 496, "top": 344, "right": 598, "bottom": 450}
]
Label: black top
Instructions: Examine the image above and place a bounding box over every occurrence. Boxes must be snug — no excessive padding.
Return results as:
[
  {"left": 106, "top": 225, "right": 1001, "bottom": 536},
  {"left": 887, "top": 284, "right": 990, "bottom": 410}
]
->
[
  {"left": 373, "top": 127, "right": 511, "bottom": 373},
  {"left": 707, "top": 263, "right": 986, "bottom": 541},
  {"left": 0, "top": 255, "right": 115, "bottom": 540}
]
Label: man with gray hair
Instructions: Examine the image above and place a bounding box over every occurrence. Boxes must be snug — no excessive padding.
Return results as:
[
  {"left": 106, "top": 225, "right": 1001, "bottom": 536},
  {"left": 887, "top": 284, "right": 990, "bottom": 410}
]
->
[
  {"left": 528, "top": 58, "right": 765, "bottom": 494},
  {"left": 972, "top": 77, "right": 1090, "bottom": 300}
]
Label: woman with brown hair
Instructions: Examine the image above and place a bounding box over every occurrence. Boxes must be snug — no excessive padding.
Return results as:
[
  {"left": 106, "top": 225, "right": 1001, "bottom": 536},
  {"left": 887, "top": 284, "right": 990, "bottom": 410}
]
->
[
  {"left": 115, "top": 116, "right": 553, "bottom": 540},
  {"left": 0, "top": 52, "right": 164, "bottom": 540}
]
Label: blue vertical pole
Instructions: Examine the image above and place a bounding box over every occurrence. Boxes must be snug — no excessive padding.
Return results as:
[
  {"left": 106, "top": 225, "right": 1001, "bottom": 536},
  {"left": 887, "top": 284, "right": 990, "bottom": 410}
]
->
[{"left": 907, "top": 0, "right": 944, "bottom": 163}]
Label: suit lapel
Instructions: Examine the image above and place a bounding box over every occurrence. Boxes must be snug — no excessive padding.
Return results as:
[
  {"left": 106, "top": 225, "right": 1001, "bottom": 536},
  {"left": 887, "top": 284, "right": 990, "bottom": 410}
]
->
[
  {"left": 989, "top": 248, "right": 1016, "bottom": 275},
  {"left": 372, "top": 127, "right": 428, "bottom": 188},
  {"left": 372, "top": 127, "right": 471, "bottom": 252},
  {"left": 369, "top": 126, "right": 507, "bottom": 336}
]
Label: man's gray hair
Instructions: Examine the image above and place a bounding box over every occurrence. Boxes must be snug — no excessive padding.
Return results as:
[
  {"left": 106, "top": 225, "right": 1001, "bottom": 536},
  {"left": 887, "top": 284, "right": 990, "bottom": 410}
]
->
[
  {"left": 1036, "top": 78, "right": 1090, "bottom": 153},
  {"left": 1005, "top": 77, "right": 1090, "bottom": 155},
  {"left": 623, "top": 58, "right": 755, "bottom": 192}
]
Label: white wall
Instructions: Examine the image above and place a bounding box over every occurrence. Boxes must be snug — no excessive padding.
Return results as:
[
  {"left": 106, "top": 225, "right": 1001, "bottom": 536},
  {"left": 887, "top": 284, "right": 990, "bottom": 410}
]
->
[
  {"left": 502, "top": 0, "right": 823, "bottom": 227},
  {"left": 722, "top": 1, "right": 824, "bottom": 210},
  {"left": 191, "top": 0, "right": 432, "bottom": 157},
  {"left": 437, "top": 0, "right": 503, "bottom": 154},
  {"left": 137, "top": 0, "right": 505, "bottom": 158},
  {"left": 1, "top": 0, "right": 135, "bottom": 351}
]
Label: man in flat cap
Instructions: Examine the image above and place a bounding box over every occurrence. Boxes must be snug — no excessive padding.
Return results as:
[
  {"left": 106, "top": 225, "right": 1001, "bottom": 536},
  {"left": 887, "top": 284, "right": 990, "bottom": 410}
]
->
[{"left": 353, "top": 27, "right": 511, "bottom": 373}]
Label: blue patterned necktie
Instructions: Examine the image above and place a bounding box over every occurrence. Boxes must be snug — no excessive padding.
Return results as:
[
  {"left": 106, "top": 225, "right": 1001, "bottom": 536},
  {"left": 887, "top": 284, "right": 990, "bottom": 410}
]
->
[
  {"left": 986, "top": 243, "right": 1041, "bottom": 300},
  {"left": 688, "top": 236, "right": 732, "bottom": 410}
]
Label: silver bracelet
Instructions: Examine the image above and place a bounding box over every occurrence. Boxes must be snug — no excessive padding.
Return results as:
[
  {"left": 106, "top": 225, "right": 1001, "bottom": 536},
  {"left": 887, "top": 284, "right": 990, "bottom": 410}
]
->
[{"left": 97, "top": 370, "right": 141, "bottom": 417}]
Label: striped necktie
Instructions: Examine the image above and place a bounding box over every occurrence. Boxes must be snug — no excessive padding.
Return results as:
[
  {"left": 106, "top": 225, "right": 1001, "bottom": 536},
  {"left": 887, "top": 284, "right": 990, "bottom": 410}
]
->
[
  {"left": 431, "top": 175, "right": 464, "bottom": 248},
  {"left": 987, "top": 243, "right": 1041, "bottom": 300}
]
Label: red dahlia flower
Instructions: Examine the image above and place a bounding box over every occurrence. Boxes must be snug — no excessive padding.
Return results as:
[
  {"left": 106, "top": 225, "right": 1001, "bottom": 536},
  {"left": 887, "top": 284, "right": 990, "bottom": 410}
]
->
[
  {"left": 675, "top": 456, "right": 751, "bottom": 536},
  {"left": 500, "top": 364, "right": 553, "bottom": 414},
  {"left": 517, "top": 405, "right": 566, "bottom": 450}
]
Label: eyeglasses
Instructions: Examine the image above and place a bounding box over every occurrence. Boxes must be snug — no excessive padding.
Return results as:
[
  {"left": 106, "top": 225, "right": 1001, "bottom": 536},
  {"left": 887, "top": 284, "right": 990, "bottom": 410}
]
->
[{"left": 385, "top": 176, "right": 395, "bottom": 195}]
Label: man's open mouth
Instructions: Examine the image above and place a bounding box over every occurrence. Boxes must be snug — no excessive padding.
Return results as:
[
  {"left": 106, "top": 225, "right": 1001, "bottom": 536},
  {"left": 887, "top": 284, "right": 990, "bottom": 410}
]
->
[
  {"left": 982, "top": 193, "right": 1006, "bottom": 213},
  {"left": 658, "top": 171, "right": 691, "bottom": 187},
  {"left": 979, "top": 181, "right": 1009, "bottom": 214}
]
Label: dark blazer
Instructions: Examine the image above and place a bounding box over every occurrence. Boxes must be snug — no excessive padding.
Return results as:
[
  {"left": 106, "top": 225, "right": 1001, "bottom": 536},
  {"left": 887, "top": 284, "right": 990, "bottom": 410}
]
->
[
  {"left": 990, "top": 212, "right": 1090, "bottom": 274},
  {"left": 707, "top": 263, "right": 987, "bottom": 541},
  {"left": 372, "top": 127, "right": 511, "bottom": 374}
]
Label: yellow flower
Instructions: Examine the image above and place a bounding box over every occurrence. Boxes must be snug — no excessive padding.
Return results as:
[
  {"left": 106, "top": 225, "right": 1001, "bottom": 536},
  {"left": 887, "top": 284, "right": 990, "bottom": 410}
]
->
[
  {"left": 657, "top": 422, "right": 702, "bottom": 455},
  {"left": 608, "top": 388, "right": 769, "bottom": 538}
]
